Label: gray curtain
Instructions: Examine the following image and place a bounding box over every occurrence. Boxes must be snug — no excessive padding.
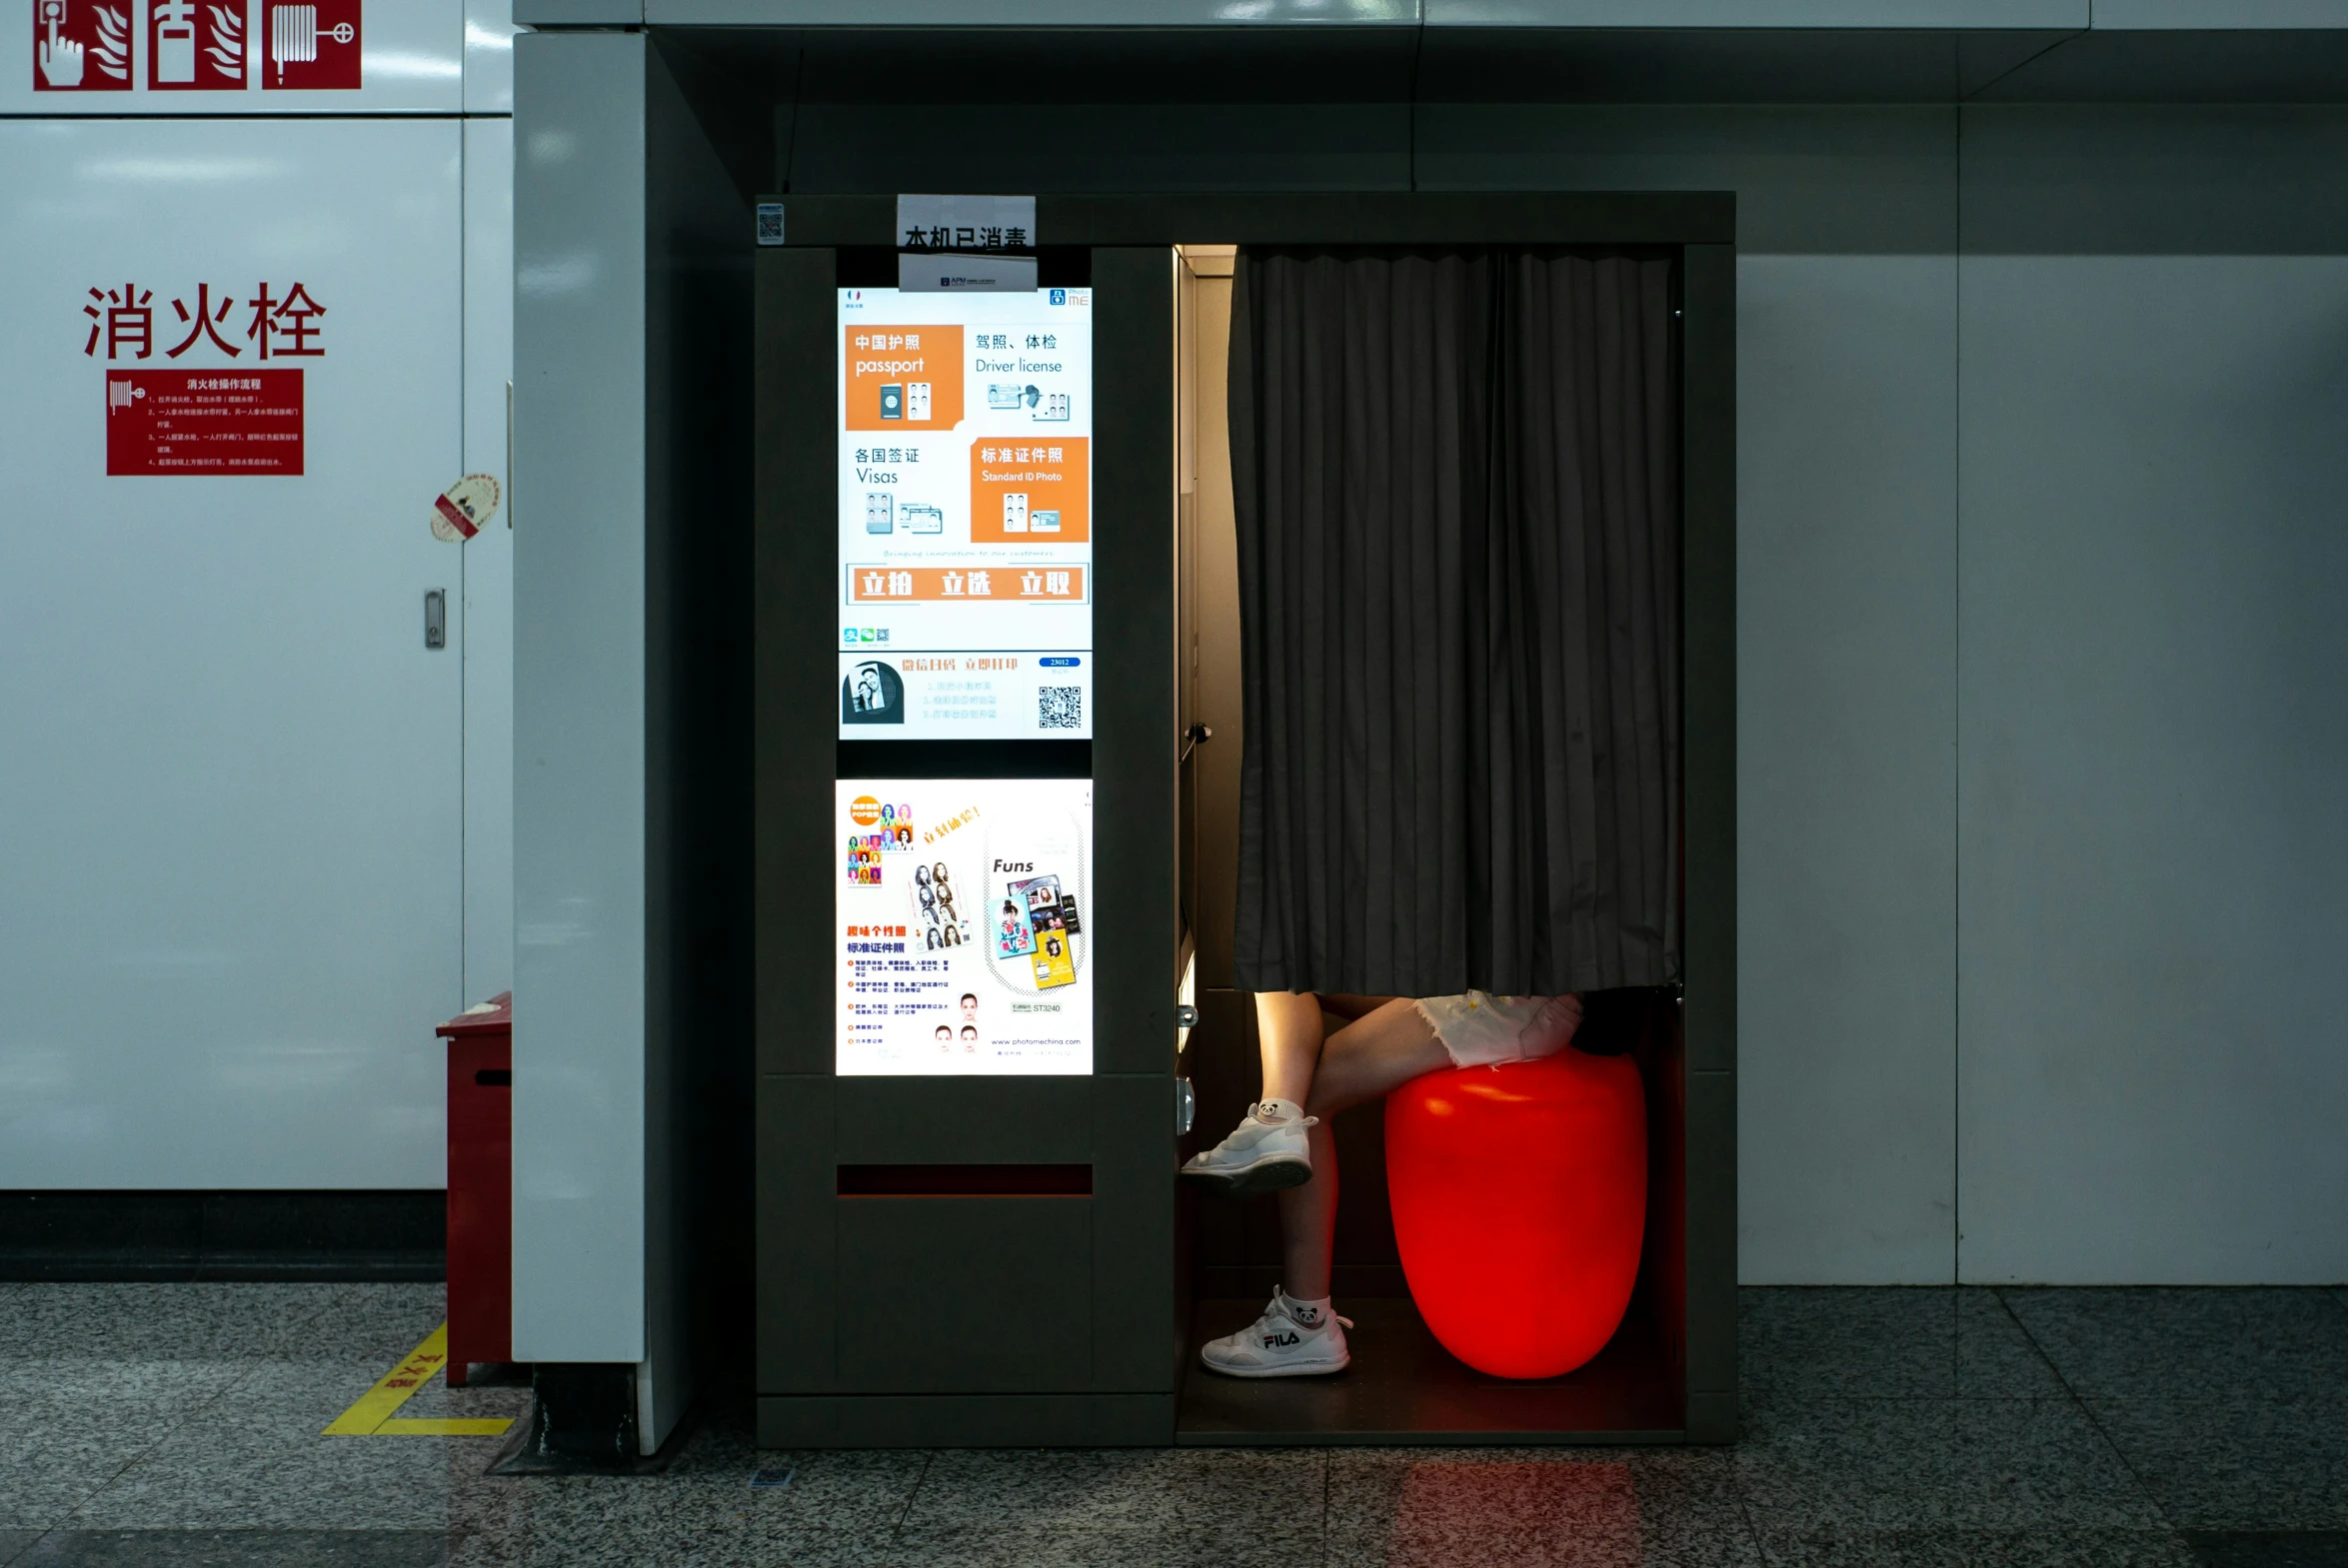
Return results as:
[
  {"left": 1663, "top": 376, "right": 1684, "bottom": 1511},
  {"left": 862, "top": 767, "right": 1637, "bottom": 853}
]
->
[{"left": 1229, "top": 247, "right": 1680, "bottom": 997}]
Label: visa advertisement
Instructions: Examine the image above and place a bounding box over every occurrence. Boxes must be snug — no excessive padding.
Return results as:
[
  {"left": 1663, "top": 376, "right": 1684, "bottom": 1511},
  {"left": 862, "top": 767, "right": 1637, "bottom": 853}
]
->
[
  {"left": 838, "top": 287, "right": 1093, "bottom": 740},
  {"left": 836, "top": 778, "right": 1093, "bottom": 1076}
]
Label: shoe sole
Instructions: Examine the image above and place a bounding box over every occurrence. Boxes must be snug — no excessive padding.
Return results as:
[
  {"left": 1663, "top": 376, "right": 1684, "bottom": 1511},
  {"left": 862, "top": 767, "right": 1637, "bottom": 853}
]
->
[
  {"left": 1198, "top": 1352, "right": 1351, "bottom": 1379},
  {"left": 1177, "top": 1155, "right": 1312, "bottom": 1200}
]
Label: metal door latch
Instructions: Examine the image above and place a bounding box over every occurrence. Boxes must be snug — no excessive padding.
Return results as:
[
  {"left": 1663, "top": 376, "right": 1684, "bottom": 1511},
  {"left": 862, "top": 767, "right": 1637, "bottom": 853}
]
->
[
  {"left": 1174, "top": 1077, "right": 1195, "bottom": 1136},
  {"left": 424, "top": 589, "right": 447, "bottom": 650},
  {"left": 1175, "top": 1003, "right": 1199, "bottom": 1030}
]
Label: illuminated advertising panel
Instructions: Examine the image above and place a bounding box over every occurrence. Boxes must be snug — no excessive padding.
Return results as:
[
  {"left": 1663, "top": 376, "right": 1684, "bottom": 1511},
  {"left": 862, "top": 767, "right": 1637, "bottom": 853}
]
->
[
  {"left": 836, "top": 779, "right": 1093, "bottom": 1076},
  {"left": 838, "top": 287, "right": 1093, "bottom": 740}
]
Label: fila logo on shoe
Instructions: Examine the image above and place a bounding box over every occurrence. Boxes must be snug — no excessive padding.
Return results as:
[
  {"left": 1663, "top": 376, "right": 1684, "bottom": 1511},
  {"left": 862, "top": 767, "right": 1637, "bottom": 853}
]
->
[{"left": 1264, "top": 1331, "right": 1300, "bottom": 1348}]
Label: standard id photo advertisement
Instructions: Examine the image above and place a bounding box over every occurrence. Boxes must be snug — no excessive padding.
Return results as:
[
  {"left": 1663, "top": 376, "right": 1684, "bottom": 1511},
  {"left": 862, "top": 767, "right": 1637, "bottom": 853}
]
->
[
  {"left": 836, "top": 778, "right": 1094, "bottom": 1075},
  {"left": 837, "top": 287, "right": 1095, "bottom": 741}
]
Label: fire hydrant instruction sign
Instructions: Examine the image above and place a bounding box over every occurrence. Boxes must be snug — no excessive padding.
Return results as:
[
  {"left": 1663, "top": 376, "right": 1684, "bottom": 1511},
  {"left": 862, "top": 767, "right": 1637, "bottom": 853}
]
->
[
  {"left": 106, "top": 368, "right": 302, "bottom": 474},
  {"left": 838, "top": 286, "right": 1093, "bottom": 740},
  {"left": 837, "top": 779, "right": 1093, "bottom": 1076}
]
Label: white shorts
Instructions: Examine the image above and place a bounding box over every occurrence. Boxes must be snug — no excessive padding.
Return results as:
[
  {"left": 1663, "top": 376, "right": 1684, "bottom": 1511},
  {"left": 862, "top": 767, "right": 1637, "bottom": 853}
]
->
[{"left": 1412, "top": 992, "right": 1581, "bottom": 1069}]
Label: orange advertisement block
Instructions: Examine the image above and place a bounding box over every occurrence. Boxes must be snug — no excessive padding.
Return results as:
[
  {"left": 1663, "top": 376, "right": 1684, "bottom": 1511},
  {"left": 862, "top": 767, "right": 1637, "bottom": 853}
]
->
[
  {"left": 847, "top": 565, "right": 1090, "bottom": 603},
  {"left": 844, "top": 326, "right": 966, "bottom": 431},
  {"left": 970, "top": 438, "right": 1090, "bottom": 544}
]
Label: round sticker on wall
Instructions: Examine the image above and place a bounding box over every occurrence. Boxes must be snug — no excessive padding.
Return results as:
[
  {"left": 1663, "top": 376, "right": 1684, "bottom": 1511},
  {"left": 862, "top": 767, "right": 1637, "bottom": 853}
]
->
[{"left": 429, "top": 474, "right": 502, "bottom": 542}]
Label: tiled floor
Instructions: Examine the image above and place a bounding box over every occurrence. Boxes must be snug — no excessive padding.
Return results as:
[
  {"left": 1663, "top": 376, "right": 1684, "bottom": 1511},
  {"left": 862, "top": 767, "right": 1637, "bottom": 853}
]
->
[{"left": 0, "top": 1283, "right": 2344, "bottom": 1565}]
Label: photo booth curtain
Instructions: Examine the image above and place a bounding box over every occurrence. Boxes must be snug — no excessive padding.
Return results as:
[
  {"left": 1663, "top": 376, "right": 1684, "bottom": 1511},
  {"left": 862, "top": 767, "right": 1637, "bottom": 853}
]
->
[{"left": 1228, "top": 247, "right": 1680, "bottom": 998}]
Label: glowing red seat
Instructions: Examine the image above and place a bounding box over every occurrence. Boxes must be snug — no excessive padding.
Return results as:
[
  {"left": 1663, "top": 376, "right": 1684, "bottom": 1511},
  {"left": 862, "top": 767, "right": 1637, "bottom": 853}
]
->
[{"left": 1385, "top": 1045, "right": 1646, "bottom": 1379}]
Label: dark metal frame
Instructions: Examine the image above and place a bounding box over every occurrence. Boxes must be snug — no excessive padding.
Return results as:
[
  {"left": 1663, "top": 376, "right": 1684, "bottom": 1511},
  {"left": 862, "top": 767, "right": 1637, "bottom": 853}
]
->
[{"left": 754, "top": 192, "right": 1734, "bottom": 1448}]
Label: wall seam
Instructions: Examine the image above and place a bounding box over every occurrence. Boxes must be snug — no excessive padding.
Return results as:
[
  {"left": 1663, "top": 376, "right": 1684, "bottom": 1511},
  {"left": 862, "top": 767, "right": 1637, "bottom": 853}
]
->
[
  {"left": 1951, "top": 101, "right": 1965, "bottom": 1291},
  {"left": 462, "top": 105, "right": 514, "bottom": 1015},
  {"left": 459, "top": 122, "right": 471, "bottom": 1007},
  {"left": 1959, "top": 31, "right": 2081, "bottom": 100}
]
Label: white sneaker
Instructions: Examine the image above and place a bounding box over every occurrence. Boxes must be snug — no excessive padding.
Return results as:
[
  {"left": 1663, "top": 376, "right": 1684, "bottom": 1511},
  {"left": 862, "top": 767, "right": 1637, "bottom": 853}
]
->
[
  {"left": 1178, "top": 1100, "right": 1315, "bottom": 1198},
  {"left": 1199, "top": 1292, "right": 1352, "bottom": 1378}
]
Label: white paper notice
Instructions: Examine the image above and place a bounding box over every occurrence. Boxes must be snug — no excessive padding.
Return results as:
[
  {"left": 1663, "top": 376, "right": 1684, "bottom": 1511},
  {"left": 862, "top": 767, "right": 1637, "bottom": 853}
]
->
[
  {"left": 838, "top": 287, "right": 1093, "bottom": 740},
  {"left": 837, "top": 779, "right": 1094, "bottom": 1076}
]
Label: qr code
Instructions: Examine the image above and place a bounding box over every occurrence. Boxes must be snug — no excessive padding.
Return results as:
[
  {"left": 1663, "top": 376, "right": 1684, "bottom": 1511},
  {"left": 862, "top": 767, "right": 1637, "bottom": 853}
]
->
[{"left": 1039, "top": 686, "right": 1083, "bottom": 731}]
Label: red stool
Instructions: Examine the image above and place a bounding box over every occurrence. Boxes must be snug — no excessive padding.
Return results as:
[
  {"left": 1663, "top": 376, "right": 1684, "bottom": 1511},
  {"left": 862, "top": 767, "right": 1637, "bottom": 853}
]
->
[
  {"left": 1386, "top": 1045, "right": 1646, "bottom": 1380},
  {"left": 437, "top": 992, "right": 512, "bottom": 1386}
]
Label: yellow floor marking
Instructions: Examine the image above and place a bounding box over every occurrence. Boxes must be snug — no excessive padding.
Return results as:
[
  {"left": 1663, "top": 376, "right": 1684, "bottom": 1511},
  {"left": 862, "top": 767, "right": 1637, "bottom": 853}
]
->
[
  {"left": 322, "top": 1322, "right": 514, "bottom": 1438},
  {"left": 377, "top": 1417, "right": 518, "bottom": 1435}
]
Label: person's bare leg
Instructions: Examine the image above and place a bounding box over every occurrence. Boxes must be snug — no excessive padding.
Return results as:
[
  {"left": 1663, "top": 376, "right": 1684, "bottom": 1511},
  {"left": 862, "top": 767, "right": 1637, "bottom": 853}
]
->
[
  {"left": 1179, "top": 991, "right": 1332, "bottom": 1200},
  {"left": 1274, "top": 999, "right": 1448, "bottom": 1300},
  {"left": 1253, "top": 989, "right": 1324, "bottom": 1107},
  {"left": 1317, "top": 993, "right": 1388, "bottom": 1024},
  {"left": 1307, "top": 998, "right": 1449, "bottom": 1118},
  {"left": 1276, "top": 1118, "right": 1338, "bottom": 1301}
]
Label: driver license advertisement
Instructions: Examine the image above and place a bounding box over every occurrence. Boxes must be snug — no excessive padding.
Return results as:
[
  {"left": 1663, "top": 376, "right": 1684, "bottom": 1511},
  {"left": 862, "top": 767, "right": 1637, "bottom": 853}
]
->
[
  {"left": 838, "top": 287, "right": 1092, "bottom": 740},
  {"left": 837, "top": 779, "right": 1093, "bottom": 1076}
]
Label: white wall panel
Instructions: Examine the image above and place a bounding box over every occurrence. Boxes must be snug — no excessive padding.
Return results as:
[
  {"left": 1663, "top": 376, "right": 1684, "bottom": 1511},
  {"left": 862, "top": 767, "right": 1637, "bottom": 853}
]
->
[
  {"left": 1737, "top": 255, "right": 1958, "bottom": 1284},
  {"left": 1955, "top": 255, "right": 2348, "bottom": 1283},
  {"left": 1953, "top": 105, "right": 2348, "bottom": 1284},
  {"left": 0, "top": 117, "right": 466, "bottom": 1188},
  {"left": 465, "top": 0, "right": 516, "bottom": 113}
]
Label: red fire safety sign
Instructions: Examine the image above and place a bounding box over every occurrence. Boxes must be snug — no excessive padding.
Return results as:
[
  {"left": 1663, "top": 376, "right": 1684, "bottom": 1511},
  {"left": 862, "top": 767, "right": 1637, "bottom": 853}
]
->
[
  {"left": 35, "top": 1, "right": 363, "bottom": 92},
  {"left": 105, "top": 369, "right": 304, "bottom": 476}
]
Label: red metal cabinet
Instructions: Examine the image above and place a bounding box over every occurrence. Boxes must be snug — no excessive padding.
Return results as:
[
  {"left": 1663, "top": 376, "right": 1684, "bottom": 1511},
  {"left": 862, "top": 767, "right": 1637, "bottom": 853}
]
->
[{"left": 437, "top": 991, "right": 511, "bottom": 1385}]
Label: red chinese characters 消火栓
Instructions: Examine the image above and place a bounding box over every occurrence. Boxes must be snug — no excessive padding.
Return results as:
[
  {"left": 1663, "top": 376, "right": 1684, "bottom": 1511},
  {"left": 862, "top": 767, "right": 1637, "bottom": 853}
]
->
[{"left": 82, "top": 281, "right": 328, "bottom": 363}]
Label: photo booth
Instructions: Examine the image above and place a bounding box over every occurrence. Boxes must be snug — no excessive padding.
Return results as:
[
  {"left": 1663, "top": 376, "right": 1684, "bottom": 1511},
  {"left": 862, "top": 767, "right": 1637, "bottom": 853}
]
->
[{"left": 753, "top": 192, "right": 1736, "bottom": 1446}]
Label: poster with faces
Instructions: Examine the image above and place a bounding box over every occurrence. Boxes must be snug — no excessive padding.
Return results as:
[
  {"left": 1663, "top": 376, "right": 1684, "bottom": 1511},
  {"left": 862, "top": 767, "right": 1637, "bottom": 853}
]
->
[{"left": 836, "top": 779, "right": 1093, "bottom": 1076}]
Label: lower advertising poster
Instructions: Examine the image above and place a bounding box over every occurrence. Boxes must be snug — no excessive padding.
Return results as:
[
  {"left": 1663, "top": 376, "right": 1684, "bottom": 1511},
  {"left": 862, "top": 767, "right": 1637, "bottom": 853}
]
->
[{"left": 837, "top": 778, "right": 1093, "bottom": 1076}]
